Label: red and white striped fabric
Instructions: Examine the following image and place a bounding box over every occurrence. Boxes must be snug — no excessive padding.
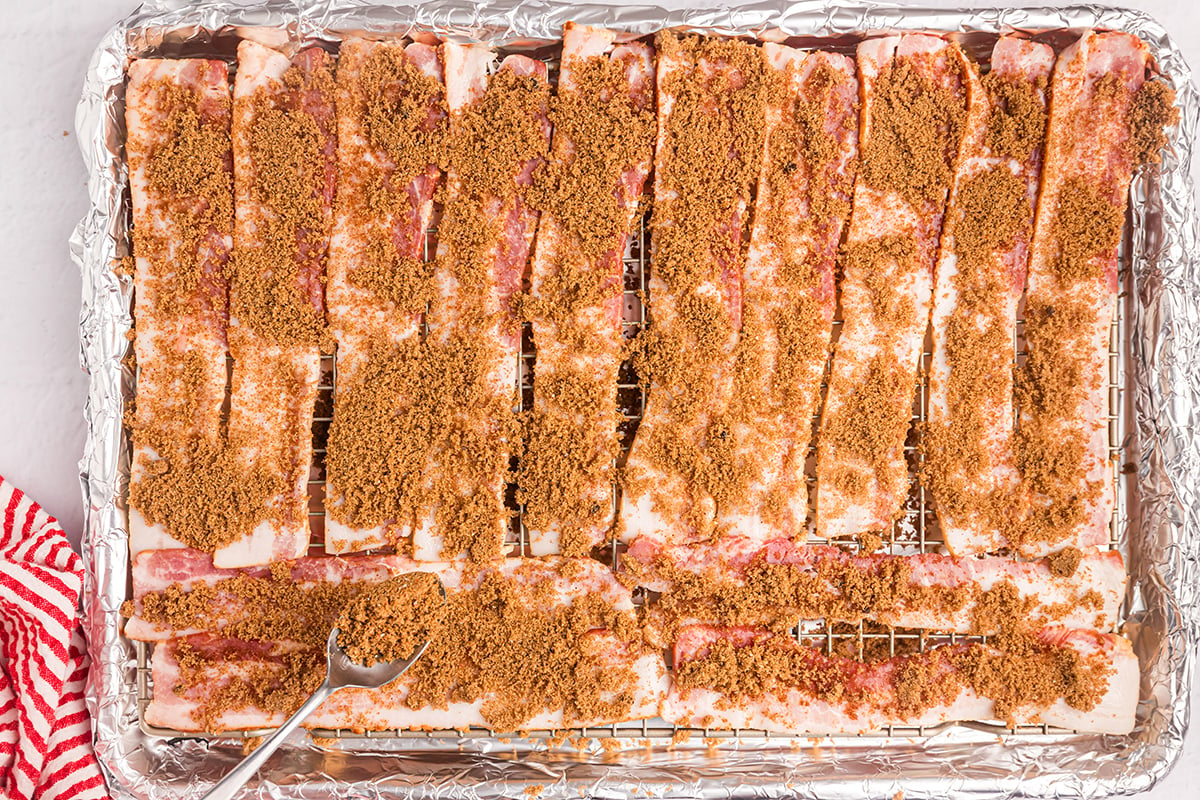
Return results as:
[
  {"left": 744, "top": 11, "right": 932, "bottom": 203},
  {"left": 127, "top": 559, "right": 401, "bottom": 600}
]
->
[{"left": 0, "top": 477, "right": 105, "bottom": 800}]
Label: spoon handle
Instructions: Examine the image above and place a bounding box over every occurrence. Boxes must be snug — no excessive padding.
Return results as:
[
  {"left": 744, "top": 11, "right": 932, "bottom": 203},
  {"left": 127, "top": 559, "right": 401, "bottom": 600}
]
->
[{"left": 200, "top": 680, "right": 334, "bottom": 800}]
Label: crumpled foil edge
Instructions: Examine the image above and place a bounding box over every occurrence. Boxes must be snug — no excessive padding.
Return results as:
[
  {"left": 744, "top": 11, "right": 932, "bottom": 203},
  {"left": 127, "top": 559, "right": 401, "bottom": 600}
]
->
[{"left": 70, "top": 1, "right": 1200, "bottom": 798}]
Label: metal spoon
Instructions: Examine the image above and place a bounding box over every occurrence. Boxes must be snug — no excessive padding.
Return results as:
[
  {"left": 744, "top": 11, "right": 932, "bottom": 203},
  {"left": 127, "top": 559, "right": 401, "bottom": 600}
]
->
[{"left": 201, "top": 586, "right": 443, "bottom": 800}]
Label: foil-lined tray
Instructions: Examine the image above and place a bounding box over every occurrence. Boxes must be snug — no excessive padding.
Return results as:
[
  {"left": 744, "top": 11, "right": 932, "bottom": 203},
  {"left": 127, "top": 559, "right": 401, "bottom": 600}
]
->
[{"left": 71, "top": 1, "right": 1200, "bottom": 798}]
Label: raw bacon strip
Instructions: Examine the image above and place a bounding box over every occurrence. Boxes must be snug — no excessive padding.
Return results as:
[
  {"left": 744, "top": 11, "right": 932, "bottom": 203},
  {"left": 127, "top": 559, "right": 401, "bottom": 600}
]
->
[
  {"left": 411, "top": 45, "right": 552, "bottom": 561},
  {"left": 816, "top": 35, "right": 968, "bottom": 539},
  {"left": 623, "top": 535, "right": 1124, "bottom": 634},
  {"left": 145, "top": 636, "right": 310, "bottom": 732},
  {"left": 220, "top": 42, "right": 336, "bottom": 568},
  {"left": 142, "top": 558, "right": 667, "bottom": 733},
  {"left": 1013, "top": 32, "right": 1154, "bottom": 557},
  {"left": 927, "top": 39, "right": 1053, "bottom": 555},
  {"left": 717, "top": 45, "right": 857, "bottom": 541},
  {"left": 662, "top": 624, "right": 1138, "bottom": 735},
  {"left": 620, "top": 34, "right": 770, "bottom": 544},
  {"left": 520, "top": 23, "right": 655, "bottom": 556},
  {"left": 146, "top": 632, "right": 665, "bottom": 733},
  {"left": 125, "top": 59, "right": 233, "bottom": 557},
  {"left": 123, "top": 548, "right": 454, "bottom": 641},
  {"left": 324, "top": 39, "right": 446, "bottom": 554}
]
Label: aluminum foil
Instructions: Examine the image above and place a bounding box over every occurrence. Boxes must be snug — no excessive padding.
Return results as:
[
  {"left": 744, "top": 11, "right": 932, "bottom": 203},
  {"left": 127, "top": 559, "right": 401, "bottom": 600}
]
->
[{"left": 70, "top": 1, "right": 1200, "bottom": 798}]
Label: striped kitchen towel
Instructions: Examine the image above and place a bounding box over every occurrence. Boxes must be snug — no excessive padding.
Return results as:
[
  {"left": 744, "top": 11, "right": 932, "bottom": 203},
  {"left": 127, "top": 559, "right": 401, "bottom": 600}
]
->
[{"left": 0, "top": 476, "right": 106, "bottom": 800}]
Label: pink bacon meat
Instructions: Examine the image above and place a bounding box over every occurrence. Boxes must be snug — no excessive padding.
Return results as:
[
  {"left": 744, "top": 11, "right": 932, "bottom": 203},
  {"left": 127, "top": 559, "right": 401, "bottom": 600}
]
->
[
  {"left": 816, "top": 35, "right": 968, "bottom": 540},
  {"left": 1014, "top": 31, "right": 1153, "bottom": 557},
  {"left": 521, "top": 23, "right": 655, "bottom": 556},
  {"left": 927, "top": 38, "right": 1053, "bottom": 556},
  {"left": 620, "top": 33, "right": 768, "bottom": 545},
  {"left": 412, "top": 45, "right": 552, "bottom": 561},
  {"left": 324, "top": 39, "right": 446, "bottom": 554},
  {"left": 662, "top": 624, "right": 1138, "bottom": 735},
  {"left": 623, "top": 535, "right": 1125, "bottom": 634},
  {"left": 125, "top": 59, "right": 233, "bottom": 557},
  {"left": 716, "top": 44, "right": 857, "bottom": 541},
  {"left": 221, "top": 41, "right": 336, "bottom": 567},
  {"left": 142, "top": 558, "right": 667, "bottom": 733}
]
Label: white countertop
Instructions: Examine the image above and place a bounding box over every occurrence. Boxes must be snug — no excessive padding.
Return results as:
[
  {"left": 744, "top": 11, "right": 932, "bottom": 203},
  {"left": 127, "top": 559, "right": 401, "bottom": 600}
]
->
[{"left": 0, "top": 0, "right": 1194, "bottom": 796}]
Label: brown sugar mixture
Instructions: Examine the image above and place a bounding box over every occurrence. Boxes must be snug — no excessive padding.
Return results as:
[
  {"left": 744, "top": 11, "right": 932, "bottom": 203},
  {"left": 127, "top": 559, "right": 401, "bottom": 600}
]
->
[
  {"left": 636, "top": 549, "right": 1093, "bottom": 639},
  {"left": 343, "top": 44, "right": 448, "bottom": 313},
  {"left": 404, "top": 567, "right": 644, "bottom": 732},
  {"left": 133, "top": 73, "right": 234, "bottom": 322},
  {"left": 719, "top": 56, "right": 857, "bottom": 533},
  {"left": 337, "top": 573, "right": 446, "bottom": 666},
  {"left": 982, "top": 72, "right": 1048, "bottom": 162},
  {"left": 126, "top": 72, "right": 248, "bottom": 553},
  {"left": 231, "top": 57, "right": 335, "bottom": 349},
  {"left": 623, "top": 33, "right": 774, "bottom": 538},
  {"left": 676, "top": 630, "right": 1110, "bottom": 727},
  {"left": 860, "top": 52, "right": 967, "bottom": 203},
  {"left": 921, "top": 163, "right": 1034, "bottom": 538},
  {"left": 517, "top": 45, "right": 655, "bottom": 551},
  {"left": 173, "top": 639, "right": 325, "bottom": 732},
  {"left": 1011, "top": 69, "right": 1176, "bottom": 552},
  {"left": 127, "top": 562, "right": 356, "bottom": 648},
  {"left": 1128, "top": 79, "right": 1178, "bottom": 167}
]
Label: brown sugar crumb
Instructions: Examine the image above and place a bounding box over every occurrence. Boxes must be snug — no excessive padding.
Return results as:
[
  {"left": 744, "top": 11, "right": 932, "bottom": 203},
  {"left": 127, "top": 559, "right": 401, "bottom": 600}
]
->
[
  {"left": 1014, "top": 297, "right": 1104, "bottom": 546},
  {"left": 325, "top": 334, "right": 517, "bottom": 560},
  {"left": 343, "top": 44, "right": 447, "bottom": 312},
  {"left": 359, "top": 46, "right": 448, "bottom": 180},
  {"left": 134, "top": 563, "right": 356, "bottom": 646},
  {"left": 951, "top": 167, "right": 1031, "bottom": 271},
  {"left": 857, "top": 532, "right": 883, "bottom": 553},
  {"left": 1052, "top": 177, "right": 1124, "bottom": 283},
  {"left": 921, "top": 166, "right": 1031, "bottom": 534},
  {"left": 622, "top": 34, "right": 773, "bottom": 537},
  {"left": 821, "top": 353, "right": 911, "bottom": 500},
  {"left": 860, "top": 52, "right": 967, "bottom": 204},
  {"left": 1128, "top": 79, "right": 1178, "bottom": 167},
  {"left": 948, "top": 631, "right": 1111, "bottom": 724},
  {"left": 841, "top": 235, "right": 917, "bottom": 328},
  {"left": 174, "top": 640, "right": 324, "bottom": 731},
  {"left": 679, "top": 631, "right": 1111, "bottom": 727},
  {"left": 126, "top": 354, "right": 278, "bottom": 553},
  {"left": 232, "top": 57, "right": 335, "bottom": 348},
  {"left": 517, "top": 46, "right": 654, "bottom": 549},
  {"left": 968, "top": 581, "right": 1036, "bottom": 635},
  {"left": 982, "top": 72, "right": 1048, "bottom": 162},
  {"left": 336, "top": 573, "right": 446, "bottom": 666},
  {"left": 642, "top": 550, "right": 980, "bottom": 638},
  {"left": 1046, "top": 546, "right": 1083, "bottom": 578},
  {"left": 403, "top": 567, "right": 644, "bottom": 732},
  {"left": 132, "top": 73, "right": 232, "bottom": 320},
  {"left": 530, "top": 49, "right": 655, "bottom": 264},
  {"left": 518, "top": 370, "right": 621, "bottom": 555}
]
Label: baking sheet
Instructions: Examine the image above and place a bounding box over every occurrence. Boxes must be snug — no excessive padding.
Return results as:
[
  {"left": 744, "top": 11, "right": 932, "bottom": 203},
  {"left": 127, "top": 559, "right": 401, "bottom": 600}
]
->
[{"left": 71, "top": 1, "right": 1200, "bottom": 798}]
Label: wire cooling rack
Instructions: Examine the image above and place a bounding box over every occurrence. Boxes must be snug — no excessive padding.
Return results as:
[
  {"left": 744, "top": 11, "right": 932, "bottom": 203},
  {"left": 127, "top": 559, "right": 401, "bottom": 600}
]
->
[{"left": 134, "top": 200, "right": 1130, "bottom": 741}]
